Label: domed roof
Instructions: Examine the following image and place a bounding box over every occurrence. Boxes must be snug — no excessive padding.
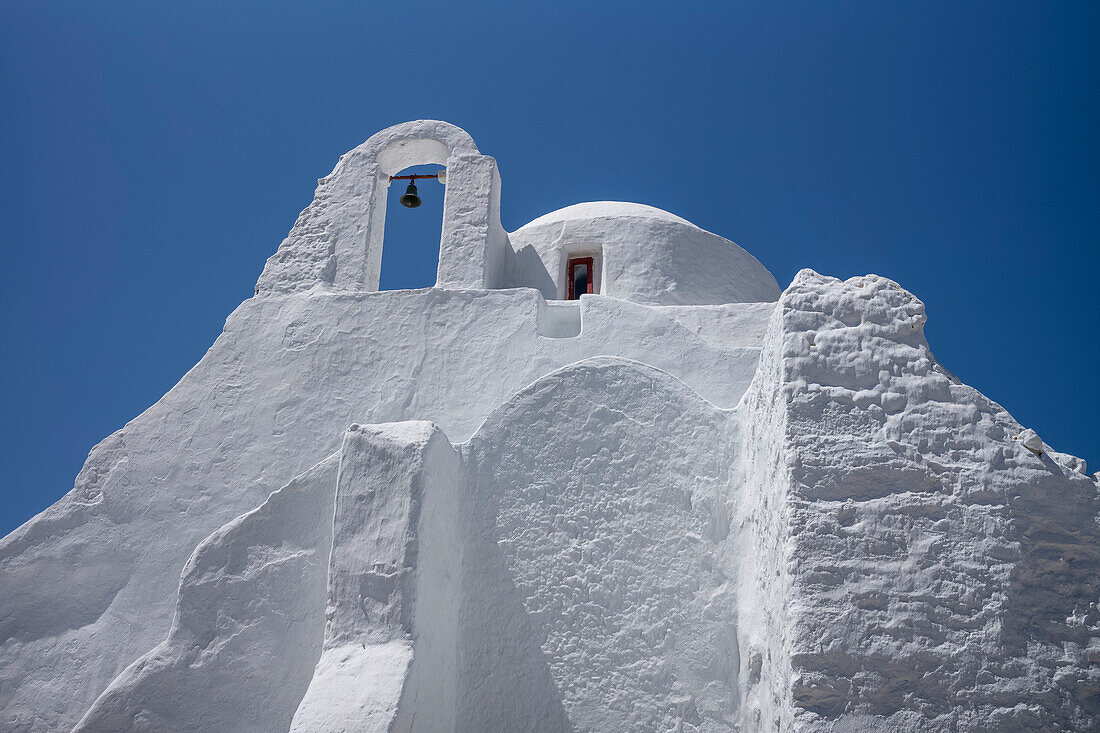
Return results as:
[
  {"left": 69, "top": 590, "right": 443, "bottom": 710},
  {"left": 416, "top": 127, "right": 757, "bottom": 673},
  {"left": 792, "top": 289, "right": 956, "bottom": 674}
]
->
[
  {"left": 507, "top": 200, "right": 780, "bottom": 306},
  {"left": 516, "top": 202, "right": 696, "bottom": 231}
]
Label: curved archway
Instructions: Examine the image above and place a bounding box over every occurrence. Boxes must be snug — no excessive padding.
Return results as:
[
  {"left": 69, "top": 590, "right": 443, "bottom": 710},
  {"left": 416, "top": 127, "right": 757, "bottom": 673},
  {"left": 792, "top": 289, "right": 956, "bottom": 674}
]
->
[
  {"left": 349, "top": 121, "right": 486, "bottom": 292},
  {"left": 255, "top": 120, "right": 507, "bottom": 295}
]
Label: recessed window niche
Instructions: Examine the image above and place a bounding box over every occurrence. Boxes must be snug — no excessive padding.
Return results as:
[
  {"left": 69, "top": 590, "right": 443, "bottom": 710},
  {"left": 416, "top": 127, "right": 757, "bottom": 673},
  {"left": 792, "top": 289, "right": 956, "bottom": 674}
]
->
[{"left": 564, "top": 249, "right": 601, "bottom": 300}]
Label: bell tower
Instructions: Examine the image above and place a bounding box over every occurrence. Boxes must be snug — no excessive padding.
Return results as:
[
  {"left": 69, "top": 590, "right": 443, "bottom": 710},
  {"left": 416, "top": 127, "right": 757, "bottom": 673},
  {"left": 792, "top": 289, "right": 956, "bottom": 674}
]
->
[{"left": 255, "top": 120, "right": 509, "bottom": 295}]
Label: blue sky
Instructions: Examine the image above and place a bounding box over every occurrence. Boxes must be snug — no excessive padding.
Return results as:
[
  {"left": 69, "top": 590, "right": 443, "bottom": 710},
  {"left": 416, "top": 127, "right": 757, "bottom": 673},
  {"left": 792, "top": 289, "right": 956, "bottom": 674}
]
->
[{"left": 2, "top": 1, "right": 1097, "bottom": 535}]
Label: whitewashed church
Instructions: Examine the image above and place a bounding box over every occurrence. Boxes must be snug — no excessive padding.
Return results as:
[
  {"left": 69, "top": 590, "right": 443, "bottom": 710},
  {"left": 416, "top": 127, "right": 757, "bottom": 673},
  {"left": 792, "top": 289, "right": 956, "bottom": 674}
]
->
[{"left": 2, "top": 121, "right": 1097, "bottom": 732}]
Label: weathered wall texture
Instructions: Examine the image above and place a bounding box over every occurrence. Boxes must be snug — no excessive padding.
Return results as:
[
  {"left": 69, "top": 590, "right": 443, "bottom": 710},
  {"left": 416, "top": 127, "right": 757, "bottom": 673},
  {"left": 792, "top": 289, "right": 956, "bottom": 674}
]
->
[
  {"left": 464, "top": 358, "right": 740, "bottom": 731},
  {"left": 737, "top": 270, "right": 1100, "bottom": 731}
]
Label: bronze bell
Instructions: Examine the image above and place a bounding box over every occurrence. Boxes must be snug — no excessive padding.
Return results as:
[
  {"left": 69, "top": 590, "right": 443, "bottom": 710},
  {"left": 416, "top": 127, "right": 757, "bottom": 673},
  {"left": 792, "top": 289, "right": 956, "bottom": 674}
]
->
[{"left": 399, "top": 180, "right": 421, "bottom": 208}]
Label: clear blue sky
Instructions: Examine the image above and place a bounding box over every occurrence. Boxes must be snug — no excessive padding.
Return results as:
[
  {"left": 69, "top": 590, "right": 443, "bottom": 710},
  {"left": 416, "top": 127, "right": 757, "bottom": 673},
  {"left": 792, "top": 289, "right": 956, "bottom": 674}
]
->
[{"left": 2, "top": 1, "right": 1097, "bottom": 535}]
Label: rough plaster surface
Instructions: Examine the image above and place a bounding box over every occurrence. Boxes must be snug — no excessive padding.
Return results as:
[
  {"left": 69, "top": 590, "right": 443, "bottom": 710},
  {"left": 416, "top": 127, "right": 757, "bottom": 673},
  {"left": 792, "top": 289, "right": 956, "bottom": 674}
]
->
[
  {"left": 2, "top": 122, "right": 1096, "bottom": 732},
  {"left": 290, "top": 422, "right": 458, "bottom": 733},
  {"left": 735, "top": 270, "right": 1100, "bottom": 731},
  {"left": 465, "top": 358, "right": 740, "bottom": 731},
  {"left": 73, "top": 455, "right": 339, "bottom": 733}
]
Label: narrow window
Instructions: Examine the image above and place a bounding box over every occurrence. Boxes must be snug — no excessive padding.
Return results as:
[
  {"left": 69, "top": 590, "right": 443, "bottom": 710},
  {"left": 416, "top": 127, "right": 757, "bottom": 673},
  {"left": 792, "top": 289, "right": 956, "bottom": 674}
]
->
[{"left": 567, "top": 257, "right": 594, "bottom": 300}]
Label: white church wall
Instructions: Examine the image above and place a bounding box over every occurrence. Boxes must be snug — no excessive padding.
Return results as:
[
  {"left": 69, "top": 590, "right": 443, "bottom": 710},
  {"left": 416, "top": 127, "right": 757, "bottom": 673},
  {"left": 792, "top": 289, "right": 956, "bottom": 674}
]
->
[
  {"left": 737, "top": 270, "right": 1100, "bottom": 731},
  {"left": 73, "top": 358, "right": 745, "bottom": 731},
  {"left": 0, "top": 284, "right": 774, "bottom": 731},
  {"left": 72, "top": 453, "right": 340, "bottom": 733}
]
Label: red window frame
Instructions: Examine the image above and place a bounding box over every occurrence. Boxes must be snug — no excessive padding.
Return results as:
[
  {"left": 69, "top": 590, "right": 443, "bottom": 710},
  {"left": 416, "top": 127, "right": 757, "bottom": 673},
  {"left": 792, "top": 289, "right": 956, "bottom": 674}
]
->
[{"left": 567, "top": 257, "right": 595, "bottom": 300}]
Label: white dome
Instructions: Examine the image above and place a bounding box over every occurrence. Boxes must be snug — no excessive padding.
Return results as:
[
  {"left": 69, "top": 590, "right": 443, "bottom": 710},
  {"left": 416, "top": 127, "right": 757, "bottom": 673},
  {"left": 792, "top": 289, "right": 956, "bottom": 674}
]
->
[
  {"left": 516, "top": 201, "right": 696, "bottom": 230},
  {"left": 507, "top": 201, "right": 780, "bottom": 306}
]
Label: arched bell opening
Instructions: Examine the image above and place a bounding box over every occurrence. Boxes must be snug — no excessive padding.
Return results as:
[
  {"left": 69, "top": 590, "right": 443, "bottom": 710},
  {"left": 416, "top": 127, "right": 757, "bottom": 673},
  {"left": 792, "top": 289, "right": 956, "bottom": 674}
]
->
[
  {"left": 379, "top": 163, "right": 447, "bottom": 291},
  {"left": 257, "top": 121, "right": 504, "bottom": 295},
  {"left": 254, "top": 121, "right": 508, "bottom": 295}
]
